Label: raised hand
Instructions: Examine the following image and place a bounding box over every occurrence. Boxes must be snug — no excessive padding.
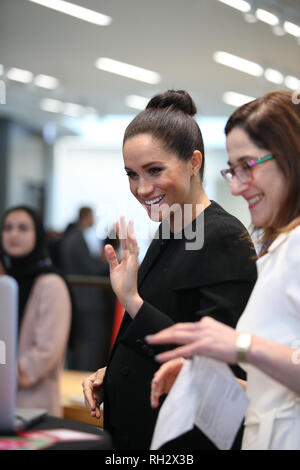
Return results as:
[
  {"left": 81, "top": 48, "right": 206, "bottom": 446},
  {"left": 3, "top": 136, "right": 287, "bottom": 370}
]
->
[{"left": 104, "top": 217, "right": 143, "bottom": 318}]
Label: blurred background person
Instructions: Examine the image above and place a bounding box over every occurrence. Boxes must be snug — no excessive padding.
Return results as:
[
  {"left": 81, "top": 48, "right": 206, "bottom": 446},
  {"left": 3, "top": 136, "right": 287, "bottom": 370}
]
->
[
  {"left": 60, "top": 206, "right": 111, "bottom": 371},
  {"left": 0, "top": 205, "right": 71, "bottom": 417}
]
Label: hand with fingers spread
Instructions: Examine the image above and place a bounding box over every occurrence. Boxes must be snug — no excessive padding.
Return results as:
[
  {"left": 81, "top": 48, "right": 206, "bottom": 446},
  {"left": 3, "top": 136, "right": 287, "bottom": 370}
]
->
[
  {"left": 82, "top": 367, "right": 106, "bottom": 419},
  {"left": 150, "top": 358, "right": 185, "bottom": 408},
  {"left": 104, "top": 217, "right": 143, "bottom": 318},
  {"left": 146, "top": 316, "right": 239, "bottom": 364}
]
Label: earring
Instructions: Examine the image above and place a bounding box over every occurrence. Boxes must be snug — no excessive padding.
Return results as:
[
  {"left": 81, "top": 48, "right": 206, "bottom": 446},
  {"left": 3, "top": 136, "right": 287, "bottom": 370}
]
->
[{"left": 193, "top": 172, "right": 198, "bottom": 177}]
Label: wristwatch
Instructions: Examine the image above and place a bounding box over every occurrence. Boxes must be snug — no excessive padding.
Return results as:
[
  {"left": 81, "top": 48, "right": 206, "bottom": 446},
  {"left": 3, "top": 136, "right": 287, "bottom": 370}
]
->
[{"left": 236, "top": 333, "right": 252, "bottom": 363}]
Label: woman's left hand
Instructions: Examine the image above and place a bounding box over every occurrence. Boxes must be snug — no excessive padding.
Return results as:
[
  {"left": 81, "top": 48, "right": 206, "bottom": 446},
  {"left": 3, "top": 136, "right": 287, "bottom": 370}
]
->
[
  {"left": 150, "top": 358, "right": 185, "bottom": 408},
  {"left": 104, "top": 217, "right": 143, "bottom": 318},
  {"left": 146, "top": 316, "right": 239, "bottom": 364}
]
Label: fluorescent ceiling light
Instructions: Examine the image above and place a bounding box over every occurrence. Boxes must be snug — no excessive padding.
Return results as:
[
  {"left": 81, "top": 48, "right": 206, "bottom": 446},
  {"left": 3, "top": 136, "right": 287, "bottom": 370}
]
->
[
  {"left": 223, "top": 91, "right": 255, "bottom": 107},
  {"left": 285, "top": 75, "right": 300, "bottom": 90},
  {"left": 7, "top": 67, "right": 33, "bottom": 83},
  {"left": 125, "top": 95, "right": 149, "bottom": 110},
  {"left": 213, "top": 51, "right": 263, "bottom": 77},
  {"left": 62, "top": 102, "right": 85, "bottom": 117},
  {"left": 28, "top": 0, "right": 112, "bottom": 26},
  {"left": 255, "top": 9, "right": 279, "bottom": 26},
  {"left": 95, "top": 57, "right": 161, "bottom": 85},
  {"left": 34, "top": 74, "right": 59, "bottom": 89},
  {"left": 217, "top": 0, "right": 250, "bottom": 13},
  {"left": 264, "top": 68, "right": 284, "bottom": 84},
  {"left": 40, "top": 98, "right": 63, "bottom": 113},
  {"left": 40, "top": 98, "right": 93, "bottom": 116},
  {"left": 284, "top": 21, "right": 300, "bottom": 37}
]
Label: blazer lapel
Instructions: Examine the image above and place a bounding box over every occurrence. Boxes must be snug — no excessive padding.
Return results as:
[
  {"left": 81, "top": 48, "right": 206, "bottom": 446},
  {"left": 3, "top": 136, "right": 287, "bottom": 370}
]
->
[{"left": 138, "top": 220, "right": 171, "bottom": 288}]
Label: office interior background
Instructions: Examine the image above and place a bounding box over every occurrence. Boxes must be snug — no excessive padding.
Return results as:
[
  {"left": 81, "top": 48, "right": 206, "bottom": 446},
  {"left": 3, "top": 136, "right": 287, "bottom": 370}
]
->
[{"left": 0, "top": 0, "right": 300, "bottom": 258}]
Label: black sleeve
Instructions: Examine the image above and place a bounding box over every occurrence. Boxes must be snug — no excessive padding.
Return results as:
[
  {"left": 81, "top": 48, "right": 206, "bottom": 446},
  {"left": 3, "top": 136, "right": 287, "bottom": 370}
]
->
[{"left": 119, "top": 301, "right": 176, "bottom": 358}]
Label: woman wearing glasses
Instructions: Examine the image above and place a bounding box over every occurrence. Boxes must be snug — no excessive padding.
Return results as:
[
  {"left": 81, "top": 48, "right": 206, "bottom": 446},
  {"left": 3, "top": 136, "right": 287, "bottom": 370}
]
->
[
  {"left": 82, "top": 90, "right": 257, "bottom": 450},
  {"left": 148, "top": 90, "right": 300, "bottom": 450}
]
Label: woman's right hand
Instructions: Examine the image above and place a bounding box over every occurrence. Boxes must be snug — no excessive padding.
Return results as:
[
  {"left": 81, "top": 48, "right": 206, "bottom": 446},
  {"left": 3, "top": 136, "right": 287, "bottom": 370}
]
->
[
  {"left": 104, "top": 217, "right": 143, "bottom": 318},
  {"left": 82, "top": 367, "right": 106, "bottom": 419},
  {"left": 150, "top": 358, "right": 185, "bottom": 408}
]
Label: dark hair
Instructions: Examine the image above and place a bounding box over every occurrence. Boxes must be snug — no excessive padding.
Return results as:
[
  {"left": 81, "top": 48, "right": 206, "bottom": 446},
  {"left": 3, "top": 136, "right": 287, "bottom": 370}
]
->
[
  {"left": 123, "top": 90, "right": 205, "bottom": 180},
  {"left": 225, "top": 90, "right": 300, "bottom": 250},
  {"left": 79, "top": 206, "right": 92, "bottom": 220}
]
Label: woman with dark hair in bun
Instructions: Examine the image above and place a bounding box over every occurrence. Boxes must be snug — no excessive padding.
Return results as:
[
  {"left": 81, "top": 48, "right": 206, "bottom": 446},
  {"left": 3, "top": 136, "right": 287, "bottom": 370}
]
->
[
  {"left": 82, "top": 90, "right": 257, "bottom": 449},
  {"left": 0, "top": 206, "right": 71, "bottom": 416}
]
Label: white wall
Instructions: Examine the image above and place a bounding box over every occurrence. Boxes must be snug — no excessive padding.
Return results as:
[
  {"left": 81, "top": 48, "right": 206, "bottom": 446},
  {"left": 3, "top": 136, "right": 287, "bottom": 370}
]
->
[{"left": 49, "top": 137, "right": 159, "bottom": 260}]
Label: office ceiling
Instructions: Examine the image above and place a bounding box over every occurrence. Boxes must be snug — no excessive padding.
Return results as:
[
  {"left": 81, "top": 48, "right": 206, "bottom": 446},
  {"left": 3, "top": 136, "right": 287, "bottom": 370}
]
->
[{"left": 1, "top": 0, "right": 300, "bottom": 133}]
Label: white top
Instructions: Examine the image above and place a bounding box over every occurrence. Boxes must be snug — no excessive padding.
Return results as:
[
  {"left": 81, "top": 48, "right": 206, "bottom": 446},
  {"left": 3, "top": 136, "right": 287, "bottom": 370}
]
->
[{"left": 237, "top": 225, "right": 300, "bottom": 450}]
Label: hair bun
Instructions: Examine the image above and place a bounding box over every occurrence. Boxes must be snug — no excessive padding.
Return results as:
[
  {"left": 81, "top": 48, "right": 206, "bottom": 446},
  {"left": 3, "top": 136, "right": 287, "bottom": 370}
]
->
[{"left": 146, "top": 90, "right": 197, "bottom": 116}]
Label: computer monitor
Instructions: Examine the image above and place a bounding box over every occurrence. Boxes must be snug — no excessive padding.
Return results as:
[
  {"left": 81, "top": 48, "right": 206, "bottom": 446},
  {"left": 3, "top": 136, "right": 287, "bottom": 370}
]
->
[
  {"left": 0, "top": 275, "right": 47, "bottom": 433},
  {"left": 0, "top": 275, "right": 18, "bottom": 433}
]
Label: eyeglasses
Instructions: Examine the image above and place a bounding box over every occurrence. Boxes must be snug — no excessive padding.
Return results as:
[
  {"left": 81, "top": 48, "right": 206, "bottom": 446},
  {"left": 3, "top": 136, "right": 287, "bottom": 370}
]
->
[{"left": 220, "top": 154, "right": 274, "bottom": 184}]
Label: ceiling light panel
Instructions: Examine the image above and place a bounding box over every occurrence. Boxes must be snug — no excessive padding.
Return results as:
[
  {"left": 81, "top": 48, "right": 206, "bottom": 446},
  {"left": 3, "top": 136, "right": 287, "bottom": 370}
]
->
[
  {"left": 34, "top": 74, "right": 59, "bottom": 89},
  {"left": 284, "top": 21, "right": 300, "bottom": 37},
  {"left": 213, "top": 51, "right": 263, "bottom": 77},
  {"left": 255, "top": 9, "right": 279, "bottom": 26},
  {"left": 264, "top": 68, "right": 284, "bottom": 84},
  {"left": 40, "top": 98, "right": 63, "bottom": 113},
  {"left": 125, "top": 95, "right": 149, "bottom": 110},
  {"left": 95, "top": 57, "right": 161, "bottom": 84},
  {"left": 223, "top": 91, "right": 255, "bottom": 107},
  {"left": 28, "top": 0, "right": 112, "bottom": 26},
  {"left": 217, "top": 0, "right": 251, "bottom": 13},
  {"left": 285, "top": 75, "right": 300, "bottom": 90},
  {"left": 7, "top": 67, "right": 33, "bottom": 83},
  {"left": 63, "top": 102, "right": 85, "bottom": 117}
]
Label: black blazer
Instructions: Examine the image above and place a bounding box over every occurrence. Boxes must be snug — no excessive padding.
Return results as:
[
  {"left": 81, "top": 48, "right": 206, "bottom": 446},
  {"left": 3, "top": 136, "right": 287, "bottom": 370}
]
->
[{"left": 103, "top": 201, "right": 257, "bottom": 450}]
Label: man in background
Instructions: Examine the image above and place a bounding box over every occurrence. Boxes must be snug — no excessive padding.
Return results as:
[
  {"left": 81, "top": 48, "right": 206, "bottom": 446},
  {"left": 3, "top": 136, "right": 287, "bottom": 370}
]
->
[{"left": 60, "top": 207, "right": 112, "bottom": 371}]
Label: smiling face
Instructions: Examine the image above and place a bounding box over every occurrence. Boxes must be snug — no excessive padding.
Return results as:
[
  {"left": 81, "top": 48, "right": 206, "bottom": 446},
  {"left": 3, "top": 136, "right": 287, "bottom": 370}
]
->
[
  {"left": 123, "top": 134, "right": 198, "bottom": 224},
  {"left": 226, "top": 127, "right": 287, "bottom": 228},
  {"left": 1, "top": 210, "right": 36, "bottom": 258}
]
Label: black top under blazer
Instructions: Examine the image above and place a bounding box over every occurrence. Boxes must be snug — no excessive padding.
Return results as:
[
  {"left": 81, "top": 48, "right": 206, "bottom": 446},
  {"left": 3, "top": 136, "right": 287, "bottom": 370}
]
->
[{"left": 103, "top": 201, "right": 257, "bottom": 450}]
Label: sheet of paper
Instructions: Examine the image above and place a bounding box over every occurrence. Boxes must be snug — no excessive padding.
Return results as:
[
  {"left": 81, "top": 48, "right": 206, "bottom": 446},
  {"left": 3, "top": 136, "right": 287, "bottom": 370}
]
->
[
  {"left": 150, "top": 357, "right": 249, "bottom": 450},
  {"left": 150, "top": 359, "right": 198, "bottom": 450},
  {"left": 193, "top": 357, "right": 249, "bottom": 449}
]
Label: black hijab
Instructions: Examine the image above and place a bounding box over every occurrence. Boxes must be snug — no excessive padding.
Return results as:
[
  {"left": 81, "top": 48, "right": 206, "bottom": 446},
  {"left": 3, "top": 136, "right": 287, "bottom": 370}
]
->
[{"left": 0, "top": 206, "right": 66, "bottom": 329}]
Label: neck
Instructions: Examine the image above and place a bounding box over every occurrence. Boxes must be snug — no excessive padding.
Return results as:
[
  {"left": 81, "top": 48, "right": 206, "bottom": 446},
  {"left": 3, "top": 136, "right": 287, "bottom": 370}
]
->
[{"left": 170, "top": 186, "right": 211, "bottom": 233}]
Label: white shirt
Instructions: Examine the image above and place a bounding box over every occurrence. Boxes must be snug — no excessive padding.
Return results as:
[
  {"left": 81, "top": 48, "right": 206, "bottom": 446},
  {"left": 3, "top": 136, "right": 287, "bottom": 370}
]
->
[{"left": 237, "top": 225, "right": 300, "bottom": 450}]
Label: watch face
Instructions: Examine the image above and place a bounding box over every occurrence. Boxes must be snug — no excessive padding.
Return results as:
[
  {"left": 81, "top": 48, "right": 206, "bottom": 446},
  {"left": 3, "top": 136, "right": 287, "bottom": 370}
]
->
[
  {"left": 236, "top": 333, "right": 252, "bottom": 363},
  {"left": 238, "top": 333, "right": 252, "bottom": 349}
]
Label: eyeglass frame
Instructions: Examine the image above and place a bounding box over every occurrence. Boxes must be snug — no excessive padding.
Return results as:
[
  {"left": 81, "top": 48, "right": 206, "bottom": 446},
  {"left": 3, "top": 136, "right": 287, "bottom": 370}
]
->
[{"left": 220, "top": 154, "right": 275, "bottom": 184}]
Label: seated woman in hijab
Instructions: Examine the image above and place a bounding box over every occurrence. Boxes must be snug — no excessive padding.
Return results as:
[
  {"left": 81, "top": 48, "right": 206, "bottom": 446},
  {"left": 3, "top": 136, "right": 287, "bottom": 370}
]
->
[{"left": 0, "top": 205, "right": 71, "bottom": 417}]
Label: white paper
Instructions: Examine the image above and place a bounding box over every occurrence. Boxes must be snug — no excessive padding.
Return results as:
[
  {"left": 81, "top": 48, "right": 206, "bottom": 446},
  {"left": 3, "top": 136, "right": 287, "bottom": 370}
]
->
[
  {"left": 150, "top": 357, "right": 249, "bottom": 450},
  {"left": 150, "top": 359, "right": 198, "bottom": 450}
]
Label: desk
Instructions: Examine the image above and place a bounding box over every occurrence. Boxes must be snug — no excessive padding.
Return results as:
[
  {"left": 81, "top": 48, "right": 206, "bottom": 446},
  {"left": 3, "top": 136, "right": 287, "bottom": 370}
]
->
[
  {"left": 28, "top": 416, "right": 112, "bottom": 450},
  {"left": 60, "top": 370, "right": 103, "bottom": 428}
]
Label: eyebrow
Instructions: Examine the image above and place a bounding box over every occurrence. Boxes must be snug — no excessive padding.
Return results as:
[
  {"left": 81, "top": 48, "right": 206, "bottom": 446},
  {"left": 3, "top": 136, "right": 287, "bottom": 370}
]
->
[{"left": 124, "top": 161, "right": 163, "bottom": 171}]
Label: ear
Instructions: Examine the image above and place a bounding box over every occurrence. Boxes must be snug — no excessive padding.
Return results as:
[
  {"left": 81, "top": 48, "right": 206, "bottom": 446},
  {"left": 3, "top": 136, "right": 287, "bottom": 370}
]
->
[{"left": 190, "top": 150, "right": 203, "bottom": 176}]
